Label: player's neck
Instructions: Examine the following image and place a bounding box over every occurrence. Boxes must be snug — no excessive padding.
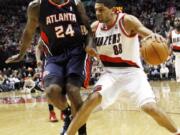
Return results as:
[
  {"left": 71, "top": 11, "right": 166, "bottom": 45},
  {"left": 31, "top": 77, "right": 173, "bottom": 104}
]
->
[{"left": 105, "top": 13, "right": 117, "bottom": 27}]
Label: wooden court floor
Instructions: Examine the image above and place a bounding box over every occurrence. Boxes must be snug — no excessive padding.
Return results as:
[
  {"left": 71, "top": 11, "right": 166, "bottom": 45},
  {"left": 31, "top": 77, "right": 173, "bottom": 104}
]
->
[{"left": 0, "top": 81, "right": 180, "bottom": 135}]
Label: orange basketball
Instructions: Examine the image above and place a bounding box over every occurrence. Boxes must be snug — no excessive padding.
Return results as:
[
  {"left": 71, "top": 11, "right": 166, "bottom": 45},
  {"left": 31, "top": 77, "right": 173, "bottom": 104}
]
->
[{"left": 140, "top": 40, "right": 169, "bottom": 65}]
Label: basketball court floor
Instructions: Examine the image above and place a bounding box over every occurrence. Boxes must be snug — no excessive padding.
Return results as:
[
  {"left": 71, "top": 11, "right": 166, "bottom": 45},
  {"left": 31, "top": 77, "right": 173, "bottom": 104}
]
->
[{"left": 0, "top": 81, "right": 180, "bottom": 135}]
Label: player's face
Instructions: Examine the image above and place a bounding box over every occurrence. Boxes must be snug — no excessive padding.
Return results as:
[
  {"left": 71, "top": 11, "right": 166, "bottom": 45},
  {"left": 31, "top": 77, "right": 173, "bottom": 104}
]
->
[
  {"left": 95, "top": 3, "right": 112, "bottom": 23},
  {"left": 174, "top": 17, "right": 180, "bottom": 30}
]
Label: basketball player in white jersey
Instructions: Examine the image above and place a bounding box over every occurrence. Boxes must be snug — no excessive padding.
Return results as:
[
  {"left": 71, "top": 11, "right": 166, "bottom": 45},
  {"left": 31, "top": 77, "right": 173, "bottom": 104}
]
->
[
  {"left": 65, "top": 0, "right": 180, "bottom": 135},
  {"left": 168, "top": 16, "right": 180, "bottom": 82}
]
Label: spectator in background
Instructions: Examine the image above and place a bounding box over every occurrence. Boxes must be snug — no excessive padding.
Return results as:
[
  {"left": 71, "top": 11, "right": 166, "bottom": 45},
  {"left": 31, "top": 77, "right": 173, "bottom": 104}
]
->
[
  {"left": 160, "top": 64, "right": 169, "bottom": 80},
  {"left": 167, "top": 16, "right": 180, "bottom": 82},
  {"left": 22, "top": 75, "right": 36, "bottom": 93},
  {"left": 150, "top": 66, "right": 160, "bottom": 80}
]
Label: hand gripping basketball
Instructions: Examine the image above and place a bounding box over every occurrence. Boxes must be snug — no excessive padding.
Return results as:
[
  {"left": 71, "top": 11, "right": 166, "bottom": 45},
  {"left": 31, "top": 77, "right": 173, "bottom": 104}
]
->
[{"left": 140, "top": 34, "right": 169, "bottom": 65}]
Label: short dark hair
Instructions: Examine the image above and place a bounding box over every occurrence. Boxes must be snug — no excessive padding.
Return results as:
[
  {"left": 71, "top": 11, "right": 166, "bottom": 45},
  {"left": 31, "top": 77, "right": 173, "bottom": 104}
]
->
[{"left": 95, "top": 0, "right": 116, "bottom": 8}]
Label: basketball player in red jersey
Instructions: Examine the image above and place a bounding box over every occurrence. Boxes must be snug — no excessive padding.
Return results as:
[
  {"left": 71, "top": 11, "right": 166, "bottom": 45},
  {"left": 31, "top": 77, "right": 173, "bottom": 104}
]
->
[
  {"left": 5, "top": 0, "right": 94, "bottom": 135},
  {"left": 167, "top": 16, "right": 180, "bottom": 82},
  {"left": 65, "top": 0, "right": 180, "bottom": 135}
]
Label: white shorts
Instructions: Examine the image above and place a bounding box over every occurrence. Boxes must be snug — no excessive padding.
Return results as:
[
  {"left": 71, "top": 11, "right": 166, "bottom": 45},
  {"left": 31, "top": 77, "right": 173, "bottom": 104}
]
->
[{"left": 94, "top": 67, "right": 156, "bottom": 109}]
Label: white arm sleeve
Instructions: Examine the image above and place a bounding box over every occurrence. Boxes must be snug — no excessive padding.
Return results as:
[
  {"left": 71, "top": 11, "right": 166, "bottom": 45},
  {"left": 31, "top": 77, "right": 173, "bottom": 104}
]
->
[{"left": 74, "top": 0, "right": 81, "bottom": 5}]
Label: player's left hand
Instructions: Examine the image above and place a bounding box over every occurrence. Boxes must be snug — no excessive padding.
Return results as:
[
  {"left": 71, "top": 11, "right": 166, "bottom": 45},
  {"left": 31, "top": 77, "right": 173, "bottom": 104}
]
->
[
  {"left": 85, "top": 46, "right": 100, "bottom": 60},
  {"left": 5, "top": 54, "right": 24, "bottom": 64}
]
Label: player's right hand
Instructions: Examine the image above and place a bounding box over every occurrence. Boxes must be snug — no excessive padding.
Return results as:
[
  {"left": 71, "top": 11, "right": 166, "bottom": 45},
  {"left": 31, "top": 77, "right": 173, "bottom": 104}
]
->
[
  {"left": 141, "top": 33, "right": 167, "bottom": 45},
  {"left": 85, "top": 46, "right": 100, "bottom": 60},
  {"left": 5, "top": 54, "right": 24, "bottom": 64}
]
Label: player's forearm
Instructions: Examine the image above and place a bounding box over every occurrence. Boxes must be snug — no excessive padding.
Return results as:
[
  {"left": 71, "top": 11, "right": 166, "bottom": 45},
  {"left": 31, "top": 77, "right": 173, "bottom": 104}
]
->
[
  {"left": 35, "top": 52, "right": 41, "bottom": 62},
  {"left": 137, "top": 26, "right": 153, "bottom": 38},
  {"left": 80, "top": 14, "right": 95, "bottom": 45},
  {"left": 86, "top": 34, "right": 96, "bottom": 49},
  {"left": 19, "top": 1, "right": 39, "bottom": 58},
  {"left": 35, "top": 46, "right": 42, "bottom": 61},
  {"left": 167, "top": 37, "right": 172, "bottom": 47},
  {"left": 77, "top": 2, "right": 91, "bottom": 32},
  {"left": 124, "top": 15, "right": 153, "bottom": 38},
  {"left": 19, "top": 29, "right": 34, "bottom": 57},
  {"left": 81, "top": 18, "right": 96, "bottom": 49},
  {"left": 166, "top": 38, "right": 173, "bottom": 55},
  {"left": 76, "top": 1, "right": 95, "bottom": 49},
  {"left": 80, "top": 13, "right": 96, "bottom": 49}
]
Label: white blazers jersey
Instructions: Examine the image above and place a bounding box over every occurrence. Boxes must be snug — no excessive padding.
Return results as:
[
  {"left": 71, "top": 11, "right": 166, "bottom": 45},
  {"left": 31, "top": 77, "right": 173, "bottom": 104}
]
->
[
  {"left": 95, "top": 13, "right": 142, "bottom": 68},
  {"left": 170, "top": 29, "right": 180, "bottom": 53}
]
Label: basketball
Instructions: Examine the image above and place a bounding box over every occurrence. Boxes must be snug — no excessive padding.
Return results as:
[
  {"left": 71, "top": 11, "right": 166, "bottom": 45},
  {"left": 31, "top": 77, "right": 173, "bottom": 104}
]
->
[{"left": 140, "top": 36, "right": 169, "bottom": 65}]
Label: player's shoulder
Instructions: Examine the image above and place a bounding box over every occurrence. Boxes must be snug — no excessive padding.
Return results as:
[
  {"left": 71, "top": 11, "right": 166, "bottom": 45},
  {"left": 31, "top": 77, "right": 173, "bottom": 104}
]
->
[
  {"left": 123, "top": 13, "right": 144, "bottom": 33},
  {"left": 91, "top": 21, "right": 99, "bottom": 33},
  {"left": 123, "top": 14, "right": 137, "bottom": 23},
  {"left": 119, "top": 13, "right": 138, "bottom": 28}
]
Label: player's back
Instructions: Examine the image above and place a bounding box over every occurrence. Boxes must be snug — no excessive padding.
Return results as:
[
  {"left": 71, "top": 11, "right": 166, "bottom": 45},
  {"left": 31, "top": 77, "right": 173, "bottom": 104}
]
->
[{"left": 39, "top": 0, "right": 86, "bottom": 56}]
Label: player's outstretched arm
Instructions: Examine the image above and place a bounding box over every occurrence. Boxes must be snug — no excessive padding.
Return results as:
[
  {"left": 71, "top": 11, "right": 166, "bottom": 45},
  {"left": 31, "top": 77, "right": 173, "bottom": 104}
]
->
[
  {"left": 123, "top": 14, "right": 153, "bottom": 38},
  {"left": 124, "top": 14, "right": 166, "bottom": 44},
  {"left": 6, "top": 0, "right": 40, "bottom": 63}
]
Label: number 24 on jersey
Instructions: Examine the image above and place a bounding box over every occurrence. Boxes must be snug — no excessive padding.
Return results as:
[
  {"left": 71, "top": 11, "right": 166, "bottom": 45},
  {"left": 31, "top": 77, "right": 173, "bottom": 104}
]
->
[{"left": 55, "top": 24, "right": 87, "bottom": 38}]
